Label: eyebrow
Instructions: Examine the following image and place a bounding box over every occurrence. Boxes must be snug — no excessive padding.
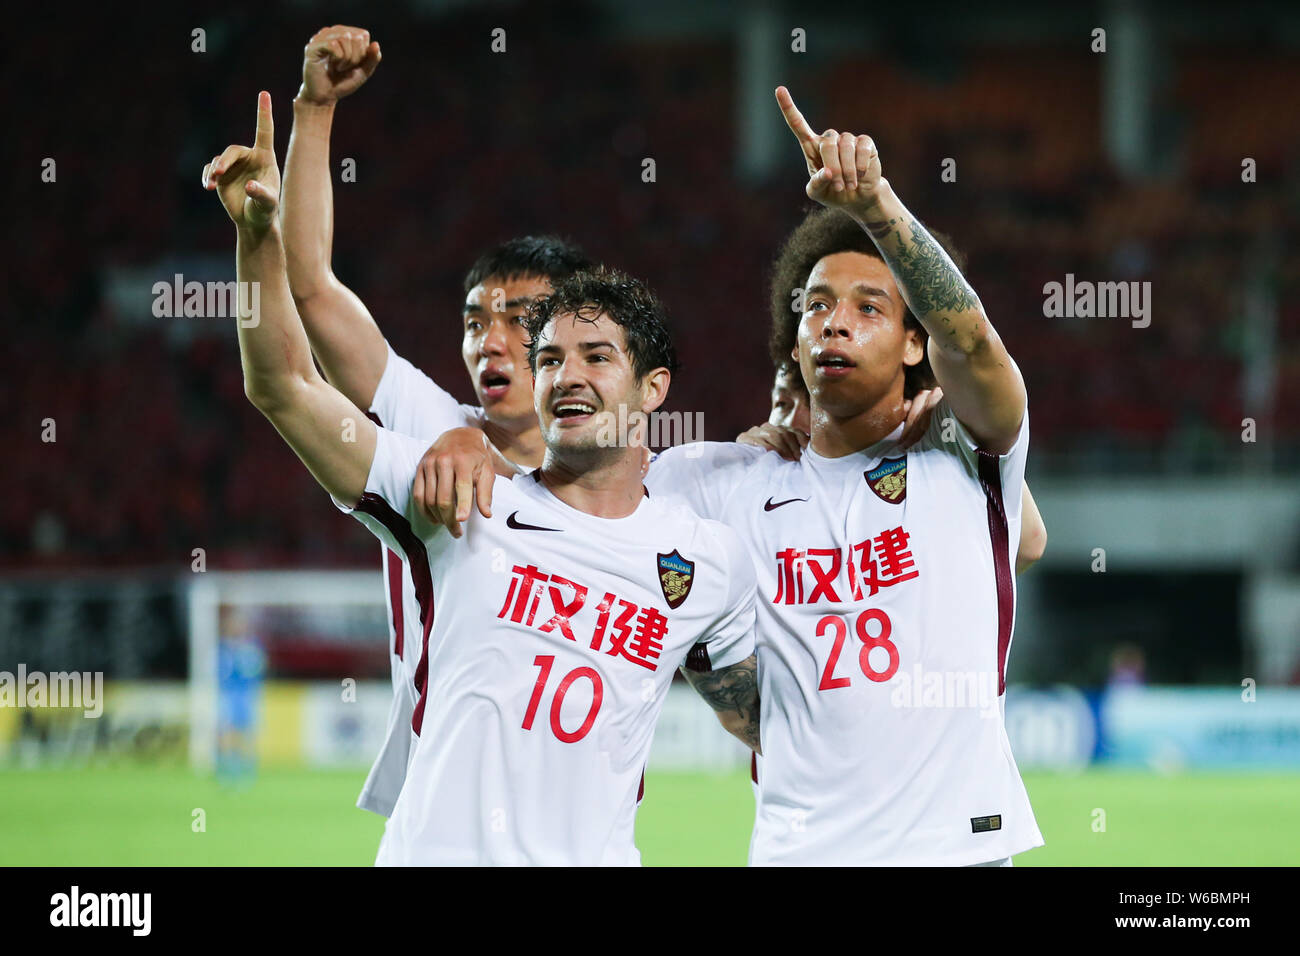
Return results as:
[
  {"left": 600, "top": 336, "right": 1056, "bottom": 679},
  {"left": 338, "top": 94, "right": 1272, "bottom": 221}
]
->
[
  {"left": 536, "top": 340, "right": 619, "bottom": 356},
  {"left": 463, "top": 296, "right": 539, "bottom": 316},
  {"left": 805, "top": 282, "right": 894, "bottom": 301}
]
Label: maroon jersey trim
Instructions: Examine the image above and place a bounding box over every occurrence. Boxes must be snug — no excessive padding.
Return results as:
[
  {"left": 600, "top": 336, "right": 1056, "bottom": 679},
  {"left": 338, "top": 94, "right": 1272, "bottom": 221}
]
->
[
  {"left": 976, "top": 450, "right": 1014, "bottom": 696},
  {"left": 357, "top": 493, "right": 436, "bottom": 734},
  {"left": 385, "top": 549, "right": 405, "bottom": 661}
]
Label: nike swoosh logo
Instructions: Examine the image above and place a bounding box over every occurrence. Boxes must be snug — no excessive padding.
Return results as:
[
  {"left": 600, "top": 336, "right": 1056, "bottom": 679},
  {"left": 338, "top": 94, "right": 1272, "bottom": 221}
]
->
[
  {"left": 764, "top": 496, "right": 809, "bottom": 512},
  {"left": 506, "top": 511, "right": 563, "bottom": 532}
]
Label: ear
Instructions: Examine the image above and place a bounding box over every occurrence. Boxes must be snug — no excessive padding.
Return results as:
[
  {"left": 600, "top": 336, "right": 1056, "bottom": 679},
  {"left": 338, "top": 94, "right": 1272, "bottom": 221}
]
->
[
  {"left": 902, "top": 325, "right": 925, "bottom": 368},
  {"left": 790, "top": 344, "right": 799, "bottom": 363},
  {"left": 639, "top": 367, "right": 671, "bottom": 415}
]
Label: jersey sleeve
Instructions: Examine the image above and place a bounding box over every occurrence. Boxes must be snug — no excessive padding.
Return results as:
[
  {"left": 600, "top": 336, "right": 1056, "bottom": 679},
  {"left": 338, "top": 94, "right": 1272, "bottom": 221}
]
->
[
  {"left": 689, "top": 523, "right": 757, "bottom": 671},
  {"left": 644, "top": 442, "right": 768, "bottom": 520},
  {"left": 368, "top": 342, "right": 475, "bottom": 440},
  {"left": 920, "top": 397, "right": 1029, "bottom": 527},
  {"left": 333, "top": 425, "right": 443, "bottom": 553}
]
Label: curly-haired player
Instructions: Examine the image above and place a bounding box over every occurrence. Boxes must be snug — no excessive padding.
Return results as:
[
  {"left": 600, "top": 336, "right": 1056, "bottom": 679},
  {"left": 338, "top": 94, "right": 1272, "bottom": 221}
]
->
[{"left": 415, "top": 87, "right": 1047, "bottom": 865}]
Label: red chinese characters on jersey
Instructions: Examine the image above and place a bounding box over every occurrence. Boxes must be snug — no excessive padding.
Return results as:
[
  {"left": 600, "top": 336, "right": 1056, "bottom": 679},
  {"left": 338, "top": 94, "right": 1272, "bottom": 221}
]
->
[
  {"left": 538, "top": 574, "right": 587, "bottom": 642},
  {"left": 772, "top": 526, "right": 921, "bottom": 605},
  {"left": 497, "top": 564, "right": 668, "bottom": 670},
  {"left": 853, "top": 526, "right": 919, "bottom": 598}
]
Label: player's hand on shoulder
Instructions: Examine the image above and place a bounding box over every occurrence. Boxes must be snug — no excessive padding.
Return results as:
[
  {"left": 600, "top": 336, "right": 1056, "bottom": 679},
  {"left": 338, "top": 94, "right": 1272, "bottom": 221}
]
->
[
  {"left": 412, "top": 427, "right": 498, "bottom": 539},
  {"left": 201, "top": 92, "right": 280, "bottom": 235},
  {"left": 299, "top": 25, "right": 381, "bottom": 106},
  {"left": 736, "top": 423, "right": 808, "bottom": 461},
  {"left": 898, "top": 387, "right": 944, "bottom": 450},
  {"left": 775, "top": 86, "right": 885, "bottom": 218}
]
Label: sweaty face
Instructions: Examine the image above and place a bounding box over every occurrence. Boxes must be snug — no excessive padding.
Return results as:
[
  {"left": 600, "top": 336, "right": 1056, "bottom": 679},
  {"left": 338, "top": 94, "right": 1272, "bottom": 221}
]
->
[
  {"left": 533, "top": 312, "right": 658, "bottom": 458},
  {"left": 461, "top": 275, "right": 552, "bottom": 424},
  {"left": 769, "top": 367, "right": 811, "bottom": 433},
  {"left": 794, "top": 251, "right": 922, "bottom": 417}
]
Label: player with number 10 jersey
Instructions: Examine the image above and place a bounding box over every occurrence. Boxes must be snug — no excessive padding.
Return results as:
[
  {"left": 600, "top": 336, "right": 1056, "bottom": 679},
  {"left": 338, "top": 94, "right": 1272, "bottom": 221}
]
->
[
  {"left": 347, "top": 428, "right": 755, "bottom": 864},
  {"left": 205, "top": 87, "right": 762, "bottom": 864}
]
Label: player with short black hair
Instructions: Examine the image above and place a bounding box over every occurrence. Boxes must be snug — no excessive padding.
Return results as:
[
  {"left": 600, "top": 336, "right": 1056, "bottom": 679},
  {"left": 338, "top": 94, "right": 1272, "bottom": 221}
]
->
[
  {"left": 203, "top": 93, "right": 760, "bottom": 865},
  {"left": 279, "top": 26, "right": 596, "bottom": 818},
  {"left": 417, "top": 86, "right": 1048, "bottom": 865},
  {"left": 464, "top": 235, "right": 596, "bottom": 297}
]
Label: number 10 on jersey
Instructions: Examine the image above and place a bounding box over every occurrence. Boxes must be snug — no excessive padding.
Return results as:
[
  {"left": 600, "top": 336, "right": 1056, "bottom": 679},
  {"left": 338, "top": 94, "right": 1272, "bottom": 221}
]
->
[
  {"left": 817, "top": 608, "right": 899, "bottom": 690},
  {"left": 523, "top": 655, "right": 605, "bottom": 743}
]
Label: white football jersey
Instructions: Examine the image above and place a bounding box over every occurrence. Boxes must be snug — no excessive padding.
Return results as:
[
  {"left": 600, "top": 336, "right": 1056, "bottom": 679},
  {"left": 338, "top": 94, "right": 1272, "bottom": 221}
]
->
[
  {"left": 355, "top": 344, "right": 529, "bottom": 817},
  {"left": 646, "top": 400, "right": 1043, "bottom": 866},
  {"left": 341, "top": 426, "right": 757, "bottom": 866}
]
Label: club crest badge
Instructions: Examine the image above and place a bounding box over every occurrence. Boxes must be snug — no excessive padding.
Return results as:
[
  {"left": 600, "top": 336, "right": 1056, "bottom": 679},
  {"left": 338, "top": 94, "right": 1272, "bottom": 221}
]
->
[
  {"left": 657, "top": 550, "right": 695, "bottom": 609},
  {"left": 865, "top": 457, "right": 907, "bottom": 503}
]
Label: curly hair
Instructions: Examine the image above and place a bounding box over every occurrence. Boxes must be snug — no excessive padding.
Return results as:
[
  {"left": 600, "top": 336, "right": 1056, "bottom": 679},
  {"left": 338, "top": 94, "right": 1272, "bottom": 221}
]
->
[
  {"left": 463, "top": 235, "right": 594, "bottom": 293},
  {"left": 524, "top": 267, "right": 680, "bottom": 380},
  {"left": 768, "top": 207, "right": 967, "bottom": 399}
]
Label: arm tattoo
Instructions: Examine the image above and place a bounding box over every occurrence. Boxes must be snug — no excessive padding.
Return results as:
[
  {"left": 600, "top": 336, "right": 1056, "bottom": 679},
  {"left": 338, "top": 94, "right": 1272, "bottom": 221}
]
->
[
  {"left": 863, "top": 216, "right": 896, "bottom": 240},
  {"left": 681, "top": 653, "right": 761, "bottom": 752},
  {"left": 864, "top": 215, "right": 980, "bottom": 318}
]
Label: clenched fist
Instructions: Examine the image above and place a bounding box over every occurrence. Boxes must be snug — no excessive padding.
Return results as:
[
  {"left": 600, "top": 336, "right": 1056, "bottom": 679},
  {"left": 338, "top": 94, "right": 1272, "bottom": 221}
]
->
[
  {"left": 299, "top": 25, "right": 381, "bottom": 105},
  {"left": 776, "top": 86, "right": 885, "bottom": 218},
  {"left": 201, "top": 92, "right": 280, "bottom": 235}
]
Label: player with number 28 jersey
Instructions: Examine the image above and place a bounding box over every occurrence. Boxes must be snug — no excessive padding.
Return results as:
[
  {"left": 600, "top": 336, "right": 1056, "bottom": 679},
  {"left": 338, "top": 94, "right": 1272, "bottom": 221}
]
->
[{"left": 649, "top": 399, "right": 1043, "bottom": 865}]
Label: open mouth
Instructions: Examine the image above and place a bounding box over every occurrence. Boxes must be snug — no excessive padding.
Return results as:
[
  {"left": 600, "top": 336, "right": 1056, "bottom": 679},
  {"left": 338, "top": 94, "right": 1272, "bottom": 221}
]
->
[
  {"left": 552, "top": 400, "right": 597, "bottom": 424},
  {"left": 814, "top": 351, "right": 856, "bottom": 377},
  {"left": 479, "top": 368, "right": 512, "bottom": 401}
]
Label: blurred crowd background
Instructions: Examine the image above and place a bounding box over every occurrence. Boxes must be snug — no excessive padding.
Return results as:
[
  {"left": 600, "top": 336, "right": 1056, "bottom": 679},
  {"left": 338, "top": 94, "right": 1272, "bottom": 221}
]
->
[
  {"left": 5, "top": 0, "right": 1298, "bottom": 570},
  {"left": 1, "top": 7, "right": 1299, "bottom": 861}
]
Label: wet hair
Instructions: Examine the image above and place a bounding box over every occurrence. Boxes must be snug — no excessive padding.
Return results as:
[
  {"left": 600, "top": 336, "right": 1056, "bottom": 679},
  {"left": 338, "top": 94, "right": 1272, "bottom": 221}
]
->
[
  {"left": 524, "top": 266, "right": 680, "bottom": 380},
  {"left": 768, "top": 207, "right": 968, "bottom": 398},
  {"left": 463, "top": 235, "right": 594, "bottom": 293}
]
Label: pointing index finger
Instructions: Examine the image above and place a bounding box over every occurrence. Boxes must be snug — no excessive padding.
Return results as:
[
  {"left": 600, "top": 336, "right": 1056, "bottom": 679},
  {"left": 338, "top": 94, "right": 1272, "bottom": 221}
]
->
[
  {"left": 254, "top": 91, "right": 274, "bottom": 151},
  {"left": 775, "top": 86, "right": 817, "bottom": 145}
]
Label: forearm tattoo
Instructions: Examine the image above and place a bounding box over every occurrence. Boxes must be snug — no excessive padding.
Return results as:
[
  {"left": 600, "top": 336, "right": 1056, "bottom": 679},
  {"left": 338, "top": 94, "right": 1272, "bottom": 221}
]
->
[
  {"left": 682, "top": 654, "right": 761, "bottom": 752},
  {"left": 864, "top": 215, "right": 980, "bottom": 319}
]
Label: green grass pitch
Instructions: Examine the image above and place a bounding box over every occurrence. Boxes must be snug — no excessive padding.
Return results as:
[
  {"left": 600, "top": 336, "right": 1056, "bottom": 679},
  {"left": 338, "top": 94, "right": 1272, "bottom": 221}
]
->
[{"left": 1, "top": 767, "right": 1297, "bottom": 865}]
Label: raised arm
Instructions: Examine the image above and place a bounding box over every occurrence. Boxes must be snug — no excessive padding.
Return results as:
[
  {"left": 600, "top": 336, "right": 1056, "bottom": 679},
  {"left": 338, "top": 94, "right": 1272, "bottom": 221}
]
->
[
  {"left": 204, "top": 92, "right": 376, "bottom": 505},
  {"left": 776, "top": 87, "right": 1026, "bottom": 453},
  {"left": 681, "top": 654, "right": 762, "bottom": 754},
  {"left": 281, "top": 25, "right": 388, "bottom": 408}
]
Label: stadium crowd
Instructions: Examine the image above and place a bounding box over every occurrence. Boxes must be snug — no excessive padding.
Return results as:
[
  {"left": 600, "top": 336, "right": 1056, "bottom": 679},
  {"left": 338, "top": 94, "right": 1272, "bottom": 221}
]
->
[{"left": 5, "top": 8, "right": 1298, "bottom": 568}]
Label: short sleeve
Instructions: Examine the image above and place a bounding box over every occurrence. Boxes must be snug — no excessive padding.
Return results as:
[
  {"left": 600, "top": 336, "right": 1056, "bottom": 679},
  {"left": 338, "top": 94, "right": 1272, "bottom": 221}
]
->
[
  {"left": 920, "top": 398, "right": 1029, "bottom": 526},
  {"left": 333, "top": 426, "right": 442, "bottom": 552},
  {"left": 690, "top": 524, "right": 757, "bottom": 671},
  {"left": 645, "top": 442, "right": 767, "bottom": 520},
  {"left": 369, "top": 342, "right": 473, "bottom": 441}
]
